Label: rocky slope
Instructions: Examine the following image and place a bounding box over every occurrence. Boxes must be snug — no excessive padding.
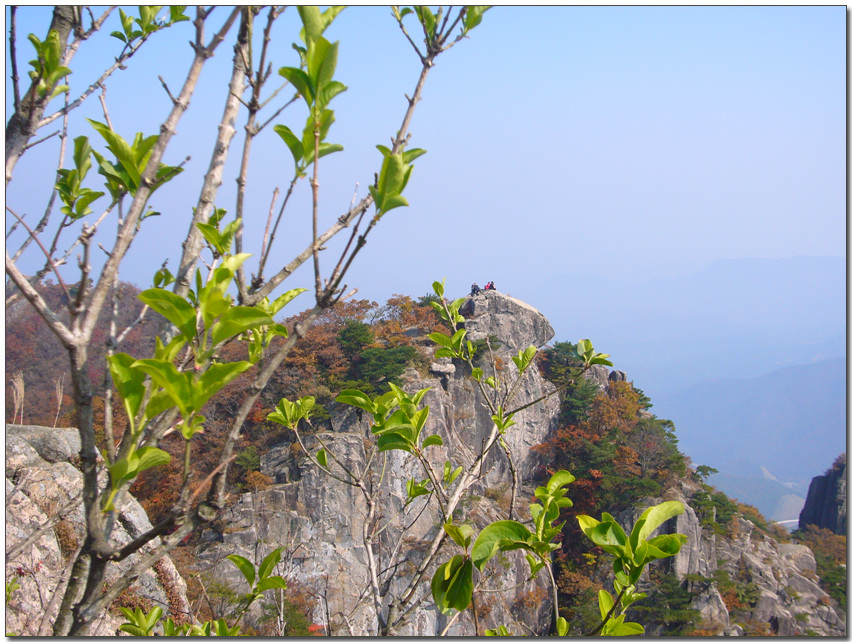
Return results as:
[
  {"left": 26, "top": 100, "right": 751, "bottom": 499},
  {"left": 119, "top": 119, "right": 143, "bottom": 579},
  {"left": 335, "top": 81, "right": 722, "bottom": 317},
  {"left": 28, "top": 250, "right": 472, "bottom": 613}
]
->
[
  {"left": 799, "top": 456, "right": 847, "bottom": 535},
  {"left": 194, "top": 290, "right": 560, "bottom": 635},
  {"left": 9, "top": 291, "right": 844, "bottom": 636},
  {"left": 195, "top": 291, "right": 846, "bottom": 636},
  {"left": 5, "top": 424, "right": 190, "bottom": 636},
  {"left": 619, "top": 483, "right": 845, "bottom": 636}
]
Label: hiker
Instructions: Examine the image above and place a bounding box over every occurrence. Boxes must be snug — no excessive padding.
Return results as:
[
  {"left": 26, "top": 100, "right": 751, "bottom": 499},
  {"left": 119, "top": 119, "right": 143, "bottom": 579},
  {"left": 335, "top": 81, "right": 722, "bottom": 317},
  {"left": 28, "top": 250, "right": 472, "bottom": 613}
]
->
[{"left": 470, "top": 283, "right": 481, "bottom": 296}]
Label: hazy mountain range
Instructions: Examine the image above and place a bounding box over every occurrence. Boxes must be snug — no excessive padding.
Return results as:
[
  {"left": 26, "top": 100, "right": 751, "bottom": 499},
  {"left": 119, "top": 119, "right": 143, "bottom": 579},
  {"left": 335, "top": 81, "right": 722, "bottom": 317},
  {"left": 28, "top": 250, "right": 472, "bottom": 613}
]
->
[
  {"left": 655, "top": 357, "right": 846, "bottom": 521},
  {"left": 534, "top": 256, "right": 846, "bottom": 522}
]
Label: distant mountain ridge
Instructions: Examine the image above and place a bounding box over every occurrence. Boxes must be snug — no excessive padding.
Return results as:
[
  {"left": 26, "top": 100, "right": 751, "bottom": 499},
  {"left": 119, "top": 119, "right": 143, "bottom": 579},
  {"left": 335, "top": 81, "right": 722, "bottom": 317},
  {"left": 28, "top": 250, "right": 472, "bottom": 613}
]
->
[
  {"left": 652, "top": 357, "right": 846, "bottom": 519},
  {"left": 529, "top": 256, "right": 846, "bottom": 520},
  {"left": 533, "top": 255, "right": 845, "bottom": 398}
]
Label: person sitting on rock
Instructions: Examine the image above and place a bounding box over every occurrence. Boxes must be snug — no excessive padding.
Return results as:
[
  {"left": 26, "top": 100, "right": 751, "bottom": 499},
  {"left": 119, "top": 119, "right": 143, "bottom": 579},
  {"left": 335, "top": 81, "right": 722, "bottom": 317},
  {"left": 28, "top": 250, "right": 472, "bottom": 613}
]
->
[{"left": 470, "top": 283, "right": 481, "bottom": 296}]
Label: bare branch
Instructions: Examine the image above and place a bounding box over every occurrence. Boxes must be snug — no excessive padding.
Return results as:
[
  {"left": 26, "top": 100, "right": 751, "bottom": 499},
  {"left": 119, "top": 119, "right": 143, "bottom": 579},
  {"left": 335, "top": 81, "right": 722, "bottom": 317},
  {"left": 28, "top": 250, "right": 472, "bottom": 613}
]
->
[
  {"left": 158, "top": 75, "right": 178, "bottom": 105},
  {"left": 80, "top": 6, "right": 240, "bottom": 342},
  {"left": 10, "top": 6, "right": 21, "bottom": 109},
  {"left": 97, "top": 84, "right": 113, "bottom": 130},
  {"left": 21, "top": 129, "right": 60, "bottom": 151},
  {"left": 172, "top": 7, "right": 248, "bottom": 301},
  {"left": 258, "top": 186, "right": 279, "bottom": 276},
  {"left": 9, "top": 89, "right": 71, "bottom": 265},
  {"left": 39, "top": 29, "right": 153, "bottom": 129},
  {"left": 5, "top": 206, "right": 72, "bottom": 303},
  {"left": 254, "top": 175, "right": 297, "bottom": 286}
]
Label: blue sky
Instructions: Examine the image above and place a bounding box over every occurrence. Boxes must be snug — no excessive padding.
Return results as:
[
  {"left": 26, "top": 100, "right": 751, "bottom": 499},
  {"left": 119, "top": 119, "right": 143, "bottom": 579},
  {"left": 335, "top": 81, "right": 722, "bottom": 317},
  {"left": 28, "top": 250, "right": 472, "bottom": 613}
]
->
[{"left": 6, "top": 5, "right": 846, "bottom": 315}]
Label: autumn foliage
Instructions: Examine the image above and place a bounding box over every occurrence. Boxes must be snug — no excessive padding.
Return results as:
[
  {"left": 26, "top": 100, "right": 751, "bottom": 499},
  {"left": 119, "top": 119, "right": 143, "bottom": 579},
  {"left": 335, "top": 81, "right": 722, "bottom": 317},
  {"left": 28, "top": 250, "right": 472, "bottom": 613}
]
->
[
  {"left": 5, "top": 284, "right": 444, "bottom": 524},
  {"left": 532, "top": 341, "right": 689, "bottom": 631}
]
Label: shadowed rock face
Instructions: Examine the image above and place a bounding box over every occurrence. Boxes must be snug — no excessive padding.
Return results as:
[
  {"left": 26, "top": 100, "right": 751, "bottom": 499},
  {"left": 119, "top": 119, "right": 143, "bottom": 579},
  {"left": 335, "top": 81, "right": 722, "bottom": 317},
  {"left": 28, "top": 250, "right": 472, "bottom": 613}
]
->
[
  {"left": 799, "top": 459, "right": 847, "bottom": 535},
  {"left": 5, "top": 425, "right": 189, "bottom": 636}
]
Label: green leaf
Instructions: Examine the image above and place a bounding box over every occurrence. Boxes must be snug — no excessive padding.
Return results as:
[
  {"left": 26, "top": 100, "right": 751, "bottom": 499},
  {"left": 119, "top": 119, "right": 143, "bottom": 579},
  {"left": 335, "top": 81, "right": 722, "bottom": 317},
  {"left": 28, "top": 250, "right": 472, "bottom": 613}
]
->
[
  {"left": 317, "top": 448, "right": 328, "bottom": 468},
  {"left": 443, "top": 522, "right": 474, "bottom": 549},
  {"left": 608, "top": 621, "right": 645, "bottom": 636},
  {"left": 336, "top": 389, "right": 377, "bottom": 414},
  {"left": 279, "top": 66, "right": 314, "bottom": 105},
  {"left": 107, "top": 353, "right": 146, "bottom": 432},
  {"left": 556, "top": 616, "right": 569, "bottom": 636},
  {"left": 317, "top": 141, "right": 344, "bottom": 159},
  {"left": 377, "top": 193, "right": 409, "bottom": 215},
  {"left": 428, "top": 332, "right": 454, "bottom": 349},
  {"left": 258, "top": 547, "right": 284, "bottom": 581},
  {"left": 415, "top": 5, "right": 437, "bottom": 38},
  {"left": 211, "top": 306, "right": 273, "bottom": 346},
  {"left": 631, "top": 501, "right": 684, "bottom": 547},
  {"left": 646, "top": 533, "right": 687, "bottom": 558},
  {"left": 131, "top": 359, "right": 193, "bottom": 416},
  {"left": 178, "top": 415, "right": 205, "bottom": 440},
  {"left": 88, "top": 120, "right": 141, "bottom": 190},
  {"left": 143, "top": 389, "right": 174, "bottom": 422},
  {"left": 472, "top": 520, "right": 533, "bottom": 570},
  {"left": 407, "top": 478, "right": 431, "bottom": 501},
  {"left": 579, "top": 517, "right": 628, "bottom": 556},
  {"left": 377, "top": 432, "right": 414, "bottom": 454},
  {"left": 443, "top": 462, "right": 462, "bottom": 485},
  {"left": 227, "top": 554, "right": 256, "bottom": 589},
  {"left": 422, "top": 434, "right": 444, "bottom": 449},
  {"left": 403, "top": 147, "right": 427, "bottom": 163},
  {"left": 138, "top": 288, "right": 196, "bottom": 340},
  {"left": 257, "top": 546, "right": 284, "bottom": 579},
  {"left": 274, "top": 124, "right": 304, "bottom": 167},
  {"left": 547, "top": 469, "right": 576, "bottom": 493},
  {"left": 307, "top": 38, "right": 339, "bottom": 96},
  {"left": 195, "top": 361, "right": 254, "bottom": 409},
  {"left": 261, "top": 288, "right": 308, "bottom": 316},
  {"left": 431, "top": 555, "right": 473, "bottom": 614},
  {"left": 135, "top": 447, "right": 172, "bottom": 475},
  {"left": 598, "top": 589, "right": 614, "bottom": 620},
  {"left": 446, "top": 557, "right": 473, "bottom": 612},
  {"left": 297, "top": 5, "right": 324, "bottom": 44},
  {"left": 71, "top": 189, "right": 104, "bottom": 219},
  {"left": 463, "top": 6, "right": 488, "bottom": 32},
  {"left": 432, "top": 279, "right": 445, "bottom": 298},
  {"left": 255, "top": 576, "right": 287, "bottom": 593}
]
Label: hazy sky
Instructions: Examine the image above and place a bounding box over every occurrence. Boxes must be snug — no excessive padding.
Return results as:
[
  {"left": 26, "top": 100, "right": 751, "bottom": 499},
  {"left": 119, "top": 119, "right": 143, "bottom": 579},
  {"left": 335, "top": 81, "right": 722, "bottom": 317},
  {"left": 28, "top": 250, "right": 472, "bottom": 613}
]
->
[{"left": 6, "top": 6, "right": 846, "bottom": 316}]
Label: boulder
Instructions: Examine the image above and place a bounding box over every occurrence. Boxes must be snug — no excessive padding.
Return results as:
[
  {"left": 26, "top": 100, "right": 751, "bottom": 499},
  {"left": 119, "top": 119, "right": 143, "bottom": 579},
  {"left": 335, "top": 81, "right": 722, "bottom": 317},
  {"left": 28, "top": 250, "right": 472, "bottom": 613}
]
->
[
  {"left": 5, "top": 424, "right": 189, "bottom": 636},
  {"left": 462, "top": 290, "right": 554, "bottom": 352}
]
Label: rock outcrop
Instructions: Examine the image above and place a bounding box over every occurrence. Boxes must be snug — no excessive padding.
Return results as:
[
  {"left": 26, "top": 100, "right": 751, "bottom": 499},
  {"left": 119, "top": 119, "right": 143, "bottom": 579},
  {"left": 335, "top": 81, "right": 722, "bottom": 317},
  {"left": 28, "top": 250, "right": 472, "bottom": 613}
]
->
[
  {"left": 799, "top": 455, "right": 847, "bottom": 534},
  {"left": 195, "top": 291, "right": 559, "bottom": 635},
  {"left": 5, "top": 424, "right": 189, "bottom": 636},
  {"left": 615, "top": 481, "right": 846, "bottom": 636},
  {"left": 90, "top": 290, "right": 842, "bottom": 637}
]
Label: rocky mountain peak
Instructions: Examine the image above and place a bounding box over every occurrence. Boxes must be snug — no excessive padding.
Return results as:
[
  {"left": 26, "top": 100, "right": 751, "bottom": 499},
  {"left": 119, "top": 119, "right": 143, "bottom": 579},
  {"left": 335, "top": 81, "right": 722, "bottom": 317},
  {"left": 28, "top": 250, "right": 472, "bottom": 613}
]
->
[{"left": 462, "top": 289, "right": 555, "bottom": 352}]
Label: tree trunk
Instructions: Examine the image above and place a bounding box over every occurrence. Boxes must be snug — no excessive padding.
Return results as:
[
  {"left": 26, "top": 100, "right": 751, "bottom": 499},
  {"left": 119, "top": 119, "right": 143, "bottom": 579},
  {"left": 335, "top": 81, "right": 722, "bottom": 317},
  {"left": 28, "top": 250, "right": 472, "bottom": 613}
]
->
[{"left": 5, "top": 5, "right": 78, "bottom": 184}]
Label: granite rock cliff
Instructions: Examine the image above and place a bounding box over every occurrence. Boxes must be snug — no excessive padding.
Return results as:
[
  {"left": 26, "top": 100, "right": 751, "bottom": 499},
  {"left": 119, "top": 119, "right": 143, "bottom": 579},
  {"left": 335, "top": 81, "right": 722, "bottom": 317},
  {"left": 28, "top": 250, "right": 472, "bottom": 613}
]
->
[
  {"left": 196, "top": 291, "right": 559, "bottom": 635},
  {"left": 195, "top": 291, "right": 846, "bottom": 636},
  {"left": 5, "top": 424, "right": 189, "bottom": 636},
  {"left": 618, "top": 482, "right": 846, "bottom": 636}
]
